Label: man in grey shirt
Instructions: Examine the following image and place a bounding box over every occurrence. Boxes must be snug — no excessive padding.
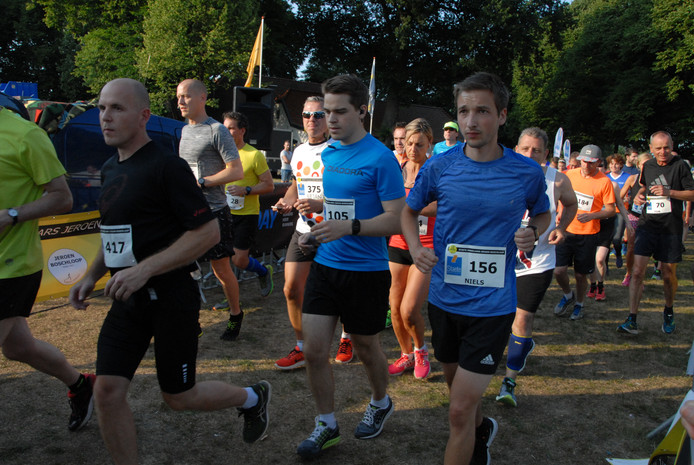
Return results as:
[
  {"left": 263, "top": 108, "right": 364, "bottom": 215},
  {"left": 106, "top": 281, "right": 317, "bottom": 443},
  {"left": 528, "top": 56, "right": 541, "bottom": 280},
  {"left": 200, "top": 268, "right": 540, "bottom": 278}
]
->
[{"left": 177, "top": 78, "right": 245, "bottom": 340}]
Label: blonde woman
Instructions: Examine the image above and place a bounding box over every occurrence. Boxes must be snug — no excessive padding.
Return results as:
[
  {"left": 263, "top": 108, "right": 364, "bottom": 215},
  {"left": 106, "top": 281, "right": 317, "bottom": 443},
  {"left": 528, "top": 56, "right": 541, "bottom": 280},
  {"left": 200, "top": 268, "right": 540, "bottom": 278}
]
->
[{"left": 387, "top": 118, "right": 436, "bottom": 379}]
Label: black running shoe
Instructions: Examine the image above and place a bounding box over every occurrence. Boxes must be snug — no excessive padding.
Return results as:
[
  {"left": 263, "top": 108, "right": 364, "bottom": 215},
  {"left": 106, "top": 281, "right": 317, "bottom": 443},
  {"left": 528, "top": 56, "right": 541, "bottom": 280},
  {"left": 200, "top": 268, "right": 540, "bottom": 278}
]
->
[
  {"left": 220, "top": 311, "right": 244, "bottom": 341},
  {"left": 68, "top": 373, "right": 96, "bottom": 431},
  {"left": 238, "top": 380, "right": 271, "bottom": 443}
]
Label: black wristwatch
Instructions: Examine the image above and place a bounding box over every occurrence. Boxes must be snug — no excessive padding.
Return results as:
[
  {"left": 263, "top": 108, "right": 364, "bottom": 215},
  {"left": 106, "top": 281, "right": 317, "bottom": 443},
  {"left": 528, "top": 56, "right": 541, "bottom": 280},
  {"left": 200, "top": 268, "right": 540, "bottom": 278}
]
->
[
  {"left": 198, "top": 177, "right": 206, "bottom": 188},
  {"left": 245, "top": 186, "right": 252, "bottom": 196},
  {"left": 8, "top": 208, "right": 19, "bottom": 226},
  {"left": 527, "top": 224, "right": 539, "bottom": 241},
  {"left": 351, "top": 219, "right": 361, "bottom": 235}
]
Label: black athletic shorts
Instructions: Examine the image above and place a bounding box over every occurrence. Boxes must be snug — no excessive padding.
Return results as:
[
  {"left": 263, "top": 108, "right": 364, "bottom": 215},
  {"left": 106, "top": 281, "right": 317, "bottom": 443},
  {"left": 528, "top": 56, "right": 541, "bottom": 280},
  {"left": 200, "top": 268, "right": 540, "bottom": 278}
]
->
[
  {"left": 302, "top": 262, "right": 390, "bottom": 335},
  {"left": 0, "top": 270, "right": 42, "bottom": 320},
  {"left": 230, "top": 214, "right": 259, "bottom": 251},
  {"left": 388, "top": 246, "right": 413, "bottom": 266},
  {"left": 634, "top": 227, "right": 682, "bottom": 264},
  {"left": 428, "top": 302, "right": 514, "bottom": 375},
  {"left": 516, "top": 269, "right": 554, "bottom": 313},
  {"left": 96, "top": 271, "right": 200, "bottom": 394},
  {"left": 596, "top": 216, "right": 616, "bottom": 248},
  {"left": 555, "top": 232, "right": 598, "bottom": 275},
  {"left": 285, "top": 230, "right": 316, "bottom": 263},
  {"left": 200, "top": 208, "right": 235, "bottom": 261}
]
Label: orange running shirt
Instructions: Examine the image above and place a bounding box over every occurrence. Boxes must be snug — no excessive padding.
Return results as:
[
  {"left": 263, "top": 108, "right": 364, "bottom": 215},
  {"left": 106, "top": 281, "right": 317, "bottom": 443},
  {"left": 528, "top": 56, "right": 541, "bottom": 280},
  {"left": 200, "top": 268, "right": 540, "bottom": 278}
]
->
[{"left": 565, "top": 169, "right": 616, "bottom": 235}]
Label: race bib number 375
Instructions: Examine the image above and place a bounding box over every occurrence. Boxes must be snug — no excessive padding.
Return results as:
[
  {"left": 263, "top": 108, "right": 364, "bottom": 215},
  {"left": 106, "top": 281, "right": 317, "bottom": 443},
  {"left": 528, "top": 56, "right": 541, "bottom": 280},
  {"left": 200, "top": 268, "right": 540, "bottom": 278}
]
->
[{"left": 444, "top": 243, "right": 505, "bottom": 288}]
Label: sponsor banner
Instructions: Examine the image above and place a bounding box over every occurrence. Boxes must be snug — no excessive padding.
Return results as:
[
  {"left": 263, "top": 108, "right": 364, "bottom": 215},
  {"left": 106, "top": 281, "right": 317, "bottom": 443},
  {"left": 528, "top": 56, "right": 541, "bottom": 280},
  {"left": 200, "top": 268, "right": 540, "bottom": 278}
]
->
[
  {"left": 37, "top": 210, "right": 109, "bottom": 302},
  {"left": 254, "top": 182, "right": 298, "bottom": 255}
]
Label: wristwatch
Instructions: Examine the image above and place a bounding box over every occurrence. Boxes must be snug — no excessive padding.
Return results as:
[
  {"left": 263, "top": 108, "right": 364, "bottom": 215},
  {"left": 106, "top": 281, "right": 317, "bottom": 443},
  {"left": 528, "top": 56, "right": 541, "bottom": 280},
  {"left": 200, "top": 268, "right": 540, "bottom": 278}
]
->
[
  {"left": 245, "top": 186, "right": 252, "bottom": 196},
  {"left": 351, "top": 219, "right": 361, "bottom": 235},
  {"left": 8, "top": 208, "right": 18, "bottom": 226},
  {"left": 527, "top": 224, "right": 539, "bottom": 241},
  {"left": 198, "top": 177, "right": 206, "bottom": 188}
]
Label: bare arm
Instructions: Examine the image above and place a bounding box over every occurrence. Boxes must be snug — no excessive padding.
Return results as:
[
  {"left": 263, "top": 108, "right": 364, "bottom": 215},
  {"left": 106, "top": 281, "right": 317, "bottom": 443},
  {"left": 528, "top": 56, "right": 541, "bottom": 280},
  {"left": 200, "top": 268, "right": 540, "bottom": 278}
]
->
[
  {"left": 420, "top": 201, "right": 437, "bottom": 217},
  {"left": 0, "top": 175, "right": 73, "bottom": 234},
  {"left": 310, "top": 196, "right": 406, "bottom": 243},
  {"left": 275, "top": 180, "right": 298, "bottom": 214},
  {"left": 620, "top": 174, "right": 637, "bottom": 199},
  {"left": 515, "top": 210, "right": 551, "bottom": 252},
  {"left": 227, "top": 169, "right": 274, "bottom": 197},
  {"left": 548, "top": 172, "right": 578, "bottom": 245},
  {"left": 201, "top": 159, "right": 243, "bottom": 187},
  {"left": 402, "top": 204, "right": 438, "bottom": 273},
  {"left": 69, "top": 247, "right": 108, "bottom": 310}
]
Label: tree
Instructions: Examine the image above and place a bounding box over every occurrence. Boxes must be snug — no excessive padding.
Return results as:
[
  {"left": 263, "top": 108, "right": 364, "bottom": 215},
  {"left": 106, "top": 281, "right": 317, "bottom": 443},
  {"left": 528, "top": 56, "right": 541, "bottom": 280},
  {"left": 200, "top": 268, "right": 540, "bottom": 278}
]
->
[
  {"left": 0, "top": 0, "right": 85, "bottom": 100},
  {"left": 136, "top": 0, "right": 259, "bottom": 112},
  {"left": 652, "top": 0, "right": 694, "bottom": 101},
  {"left": 295, "top": 0, "right": 562, "bottom": 136}
]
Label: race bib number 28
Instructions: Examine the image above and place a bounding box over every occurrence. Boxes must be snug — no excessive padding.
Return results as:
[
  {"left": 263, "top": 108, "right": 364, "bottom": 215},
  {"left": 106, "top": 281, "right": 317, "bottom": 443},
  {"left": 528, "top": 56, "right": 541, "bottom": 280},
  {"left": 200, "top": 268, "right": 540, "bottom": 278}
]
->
[{"left": 444, "top": 243, "right": 505, "bottom": 288}]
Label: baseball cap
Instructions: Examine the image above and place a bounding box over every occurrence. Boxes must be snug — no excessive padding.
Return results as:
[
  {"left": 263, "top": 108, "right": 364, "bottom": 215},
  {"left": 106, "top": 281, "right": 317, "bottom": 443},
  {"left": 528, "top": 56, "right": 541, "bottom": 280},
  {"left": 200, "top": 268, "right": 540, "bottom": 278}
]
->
[
  {"left": 443, "top": 121, "right": 459, "bottom": 132},
  {"left": 577, "top": 144, "right": 602, "bottom": 162}
]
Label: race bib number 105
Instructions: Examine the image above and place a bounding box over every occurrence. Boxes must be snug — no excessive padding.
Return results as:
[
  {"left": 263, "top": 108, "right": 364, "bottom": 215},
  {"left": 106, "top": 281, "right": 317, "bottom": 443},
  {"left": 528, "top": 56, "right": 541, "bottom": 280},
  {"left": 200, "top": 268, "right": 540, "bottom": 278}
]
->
[{"left": 323, "top": 198, "right": 355, "bottom": 221}]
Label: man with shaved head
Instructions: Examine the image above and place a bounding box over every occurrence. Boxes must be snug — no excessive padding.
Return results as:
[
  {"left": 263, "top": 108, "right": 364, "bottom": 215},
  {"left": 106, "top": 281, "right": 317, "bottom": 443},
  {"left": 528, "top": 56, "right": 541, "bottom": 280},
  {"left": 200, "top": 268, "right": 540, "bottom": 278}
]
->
[
  {"left": 69, "top": 78, "right": 271, "bottom": 463},
  {"left": 176, "top": 79, "right": 246, "bottom": 340}
]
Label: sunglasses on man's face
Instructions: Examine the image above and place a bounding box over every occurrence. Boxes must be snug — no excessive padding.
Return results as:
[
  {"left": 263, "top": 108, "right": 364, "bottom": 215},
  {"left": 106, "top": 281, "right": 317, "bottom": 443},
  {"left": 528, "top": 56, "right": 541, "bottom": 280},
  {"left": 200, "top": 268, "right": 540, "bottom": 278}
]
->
[{"left": 302, "top": 111, "right": 326, "bottom": 119}]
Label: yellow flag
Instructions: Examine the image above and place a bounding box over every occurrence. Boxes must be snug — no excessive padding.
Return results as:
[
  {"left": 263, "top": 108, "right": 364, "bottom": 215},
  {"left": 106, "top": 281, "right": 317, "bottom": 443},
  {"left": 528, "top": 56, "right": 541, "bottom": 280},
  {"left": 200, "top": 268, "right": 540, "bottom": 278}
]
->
[{"left": 245, "top": 18, "right": 264, "bottom": 87}]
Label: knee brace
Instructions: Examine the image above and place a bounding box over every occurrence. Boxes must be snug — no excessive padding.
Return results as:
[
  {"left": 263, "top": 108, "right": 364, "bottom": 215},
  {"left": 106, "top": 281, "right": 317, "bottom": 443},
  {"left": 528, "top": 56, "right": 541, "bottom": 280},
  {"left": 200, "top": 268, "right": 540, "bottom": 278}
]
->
[{"left": 506, "top": 333, "right": 535, "bottom": 372}]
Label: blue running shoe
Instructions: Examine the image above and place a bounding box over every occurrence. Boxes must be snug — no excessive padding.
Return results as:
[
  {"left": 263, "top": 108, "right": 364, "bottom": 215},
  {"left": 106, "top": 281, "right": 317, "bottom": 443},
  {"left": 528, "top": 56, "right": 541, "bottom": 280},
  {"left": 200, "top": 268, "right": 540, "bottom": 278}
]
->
[
  {"left": 570, "top": 304, "right": 584, "bottom": 320},
  {"left": 554, "top": 292, "right": 575, "bottom": 317},
  {"left": 617, "top": 318, "right": 639, "bottom": 335},
  {"left": 662, "top": 313, "right": 675, "bottom": 334}
]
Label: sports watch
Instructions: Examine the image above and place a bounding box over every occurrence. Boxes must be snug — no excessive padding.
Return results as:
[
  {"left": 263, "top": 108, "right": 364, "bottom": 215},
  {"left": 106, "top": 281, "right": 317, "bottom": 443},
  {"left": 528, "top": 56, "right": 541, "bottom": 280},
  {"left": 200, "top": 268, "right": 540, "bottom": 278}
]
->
[{"left": 8, "top": 208, "right": 18, "bottom": 225}]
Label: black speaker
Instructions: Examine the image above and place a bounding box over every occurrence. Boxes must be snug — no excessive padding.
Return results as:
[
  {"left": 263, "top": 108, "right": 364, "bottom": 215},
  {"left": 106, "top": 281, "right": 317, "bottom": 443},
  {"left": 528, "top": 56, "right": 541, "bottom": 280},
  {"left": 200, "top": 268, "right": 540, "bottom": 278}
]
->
[{"left": 233, "top": 86, "right": 274, "bottom": 151}]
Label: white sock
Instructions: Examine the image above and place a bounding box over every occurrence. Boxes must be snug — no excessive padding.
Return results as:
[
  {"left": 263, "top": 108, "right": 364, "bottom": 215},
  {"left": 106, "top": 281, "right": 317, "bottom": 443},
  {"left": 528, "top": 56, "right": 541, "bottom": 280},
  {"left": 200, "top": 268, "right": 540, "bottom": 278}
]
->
[
  {"left": 575, "top": 301, "right": 584, "bottom": 307},
  {"left": 341, "top": 332, "right": 350, "bottom": 340},
  {"left": 318, "top": 413, "right": 337, "bottom": 429},
  {"left": 564, "top": 291, "right": 574, "bottom": 300},
  {"left": 296, "top": 340, "right": 304, "bottom": 351},
  {"left": 242, "top": 387, "right": 258, "bottom": 409},
  {"left": 415, "top": 344, "right": 427, "bottom": 352},
  {"left": 371, "top": 394, "right": 390, "bottom": 409}
]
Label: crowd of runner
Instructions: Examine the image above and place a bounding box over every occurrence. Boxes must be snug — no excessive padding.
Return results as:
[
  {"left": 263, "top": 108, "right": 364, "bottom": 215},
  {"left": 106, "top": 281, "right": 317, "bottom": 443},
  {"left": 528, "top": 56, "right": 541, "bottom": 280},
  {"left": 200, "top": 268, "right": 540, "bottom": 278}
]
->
[{"left": 2, "top": 70, "right": 693, "bottom": 465}]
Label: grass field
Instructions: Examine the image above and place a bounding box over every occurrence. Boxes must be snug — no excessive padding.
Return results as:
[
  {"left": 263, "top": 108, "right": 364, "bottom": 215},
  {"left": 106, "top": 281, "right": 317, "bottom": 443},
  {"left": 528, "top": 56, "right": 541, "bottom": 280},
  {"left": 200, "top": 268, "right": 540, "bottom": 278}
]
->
[{"left": 2, "top": 244, "right": 694, "bottom": 464}]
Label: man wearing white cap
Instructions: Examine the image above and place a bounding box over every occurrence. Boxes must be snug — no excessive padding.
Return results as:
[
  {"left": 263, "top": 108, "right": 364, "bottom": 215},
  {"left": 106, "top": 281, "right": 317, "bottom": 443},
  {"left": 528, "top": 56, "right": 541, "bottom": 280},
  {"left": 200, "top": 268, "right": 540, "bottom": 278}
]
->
[
  {"left": 432, "top": 121, "right": 463, "bottom": 156},
  {"left": 553, "top": 144, "right": 616, "bottom": 320}
]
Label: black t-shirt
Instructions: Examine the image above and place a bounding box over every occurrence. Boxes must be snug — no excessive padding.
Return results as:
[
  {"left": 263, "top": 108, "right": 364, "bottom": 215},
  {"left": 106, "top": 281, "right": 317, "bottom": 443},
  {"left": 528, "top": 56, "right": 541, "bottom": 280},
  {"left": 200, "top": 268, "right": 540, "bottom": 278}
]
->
[
  {"left": 99, "top": 141, "right": 214, "bottom": 279},
  {"left": 638, "top": 156, "right": 694, "bottom": 234}
]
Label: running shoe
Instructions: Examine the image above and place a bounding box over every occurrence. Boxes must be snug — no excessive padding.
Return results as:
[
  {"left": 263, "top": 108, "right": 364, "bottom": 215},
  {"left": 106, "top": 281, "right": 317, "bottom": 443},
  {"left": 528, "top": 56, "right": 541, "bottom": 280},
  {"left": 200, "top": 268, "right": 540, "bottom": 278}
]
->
[
  {"left": 651, "top": 269, "right": 662, "bottom": 280},
  {"left": 621, "top": 274, "right": 631, "bottom": 287},
  {"left": 237, "top": 380, "right": 271, "bottom": 443},
  {"left": 258, "top": 264, "right": 274, "bottom": 297},
  {"left": 212, "top": 298, "right": 230, "bottom": 312},
  {"left": 570, "top": 304, "right": 584, "bottom": 320},
  {"left": 553, "top": 292, "right": 575, "bottom": 317},
  {"left": 354, "top": 397, "right": 393, "bottom": 439},
  {"left": 274, "top": 346, "right": 305, "bottom": 370},
  {"left": 335, "top": 338, "right": 353, "bottom": 363},
  {"left": 621, "top": 243, "right": 628, "bottom": 256},
  {"left": 615, "top": 254, "right": 623, "bottom": 268},
  {"left": 662, "top": 313, "right": 676, "bottom": 334},
  {"left": 470, "top": 417, "right": 498, "bottom": 465},
  {"left": 414, "top": 349, "right": 430, "bottom": 380},
  {"left": 586, "top": 283, "right": 597, "bottom": 298},
  {"left": 617, "top": 318, "right": 639, "bottom": 335},
  {"left": 297, "top": 417, "right": 341, "bottom": 459},
  {"left": 495, "top": 377, "right": 517, "bottom": 407},
  {"left": 385, "top": 308, "right": 392, "bottom": 328},
  {"left": 68, "top": 373, "right": 96, "bottom": 431},
  {"left": 220, "top": 312, "right": 244, "bottom": 341},
  {"left": 388, "top": 353, "right": 414, "bottom": 376},
  {"left": 595, "top": 287, "right": 606, "bottom": 301}
]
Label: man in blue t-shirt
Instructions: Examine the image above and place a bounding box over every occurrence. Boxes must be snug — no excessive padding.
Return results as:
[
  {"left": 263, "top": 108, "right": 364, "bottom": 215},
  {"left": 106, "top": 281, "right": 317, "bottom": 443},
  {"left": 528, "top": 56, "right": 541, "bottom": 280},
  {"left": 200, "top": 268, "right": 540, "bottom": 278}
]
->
[
  {"left": 432, "top": 121, "right": 464, "bottom": 156},
  {"left": 295, "top": 74, "right": 405, "bottom": 460},
  {"left": 403, "top": 72, "right": 550, "bottom": 465}
]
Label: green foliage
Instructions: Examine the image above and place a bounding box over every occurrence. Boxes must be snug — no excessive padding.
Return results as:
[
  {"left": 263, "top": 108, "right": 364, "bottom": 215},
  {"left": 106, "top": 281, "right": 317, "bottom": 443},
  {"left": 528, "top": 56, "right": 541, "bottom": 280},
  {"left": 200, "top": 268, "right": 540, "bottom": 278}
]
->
[
  {"left": 136, "top": 0, "right": 257, "bottom": 112},
  {"left": 652, "top": 0, "right": 694, "bottom": 101}
]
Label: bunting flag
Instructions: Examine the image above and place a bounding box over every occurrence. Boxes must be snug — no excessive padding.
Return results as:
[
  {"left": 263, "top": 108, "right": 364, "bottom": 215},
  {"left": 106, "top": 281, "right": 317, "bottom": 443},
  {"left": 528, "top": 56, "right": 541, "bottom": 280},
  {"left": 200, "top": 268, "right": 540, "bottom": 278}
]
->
[
  {"left": 245, "top": 18, "right": 264, "bottom": 87},
  {"left": 368, "top": 57, "right": 376, "bottom": 114}
]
